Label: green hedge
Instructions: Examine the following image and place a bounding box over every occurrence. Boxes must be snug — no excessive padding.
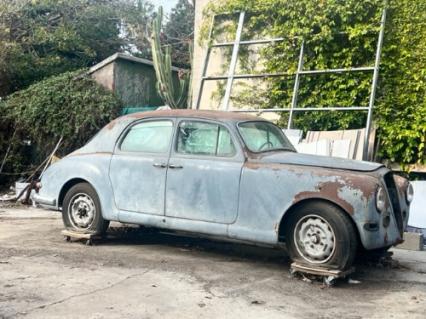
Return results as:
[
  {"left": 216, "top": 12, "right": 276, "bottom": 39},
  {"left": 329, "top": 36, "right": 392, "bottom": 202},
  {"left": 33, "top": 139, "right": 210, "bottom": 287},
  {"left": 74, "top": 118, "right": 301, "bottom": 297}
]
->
[
  {"left": 203, "top": 0, "right": 426, "bottom": 166},
  {"left": 0, "top": 69, "right": 121, "bottom": 183}
]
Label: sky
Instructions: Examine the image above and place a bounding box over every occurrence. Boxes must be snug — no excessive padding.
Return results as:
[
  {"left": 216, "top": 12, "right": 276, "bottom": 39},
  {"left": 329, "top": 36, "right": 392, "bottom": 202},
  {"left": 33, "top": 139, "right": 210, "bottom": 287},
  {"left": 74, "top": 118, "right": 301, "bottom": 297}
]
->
[{"left": 152, "top": 0, "right": 179, "bottom": 13}]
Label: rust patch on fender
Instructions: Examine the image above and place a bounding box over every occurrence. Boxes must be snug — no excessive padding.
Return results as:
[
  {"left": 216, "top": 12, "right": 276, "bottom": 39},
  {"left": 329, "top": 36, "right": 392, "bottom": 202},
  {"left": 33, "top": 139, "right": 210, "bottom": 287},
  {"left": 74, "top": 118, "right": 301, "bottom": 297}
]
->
[
  {"left": 106, "top": 118, "right": 118, "bottom": 130},
  {"left": 339, "top": 175, "right": 377, "bottom": 202},
  {"left": 245, "top": 160, "right": 377, "bottom": 214},
  {"left": 293, "top": 180, "right": 355, "bottom": 215},
  {"left": 246, "top": 161, "right": 377, "bottom": 203},
  {"left": 244, "top": 162, "right": 288, "bottom": 172}
]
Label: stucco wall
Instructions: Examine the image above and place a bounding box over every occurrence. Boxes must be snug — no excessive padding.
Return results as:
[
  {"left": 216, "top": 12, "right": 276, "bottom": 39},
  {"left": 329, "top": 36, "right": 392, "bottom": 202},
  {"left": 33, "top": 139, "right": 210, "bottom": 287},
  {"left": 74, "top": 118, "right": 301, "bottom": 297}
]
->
[
  {"left": 90, "top": 57, "right": 181, "bottom": 109},
  {"left": 114, "top": 60, "right": 163, "bottom": 108},
  {"left": 192, "top": 0, "right": 234, "bottom": 111},
  {"left": 192, "top": 0, "right": 213, "bottom": 109},
  {"left": 91, "top": 62, "right": 115, "bottom": 91}
]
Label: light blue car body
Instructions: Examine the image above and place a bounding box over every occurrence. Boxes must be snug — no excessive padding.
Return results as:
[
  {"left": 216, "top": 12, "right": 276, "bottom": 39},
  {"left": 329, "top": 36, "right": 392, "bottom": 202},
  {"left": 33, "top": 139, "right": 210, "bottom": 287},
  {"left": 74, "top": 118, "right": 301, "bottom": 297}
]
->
[{"left": 34, "top": 110, "right": 410, "bottom": 250}]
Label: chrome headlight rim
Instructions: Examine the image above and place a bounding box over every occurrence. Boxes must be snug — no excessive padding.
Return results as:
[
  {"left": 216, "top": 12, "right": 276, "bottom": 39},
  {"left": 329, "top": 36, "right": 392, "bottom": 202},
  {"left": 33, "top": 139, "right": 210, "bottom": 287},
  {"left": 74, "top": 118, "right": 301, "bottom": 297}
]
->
[
  {"left": 376, "top": 186, "right": 386, "bottom": 213},
  {"left": 406, "top": 182, "right": 414, "bottom": 204}
]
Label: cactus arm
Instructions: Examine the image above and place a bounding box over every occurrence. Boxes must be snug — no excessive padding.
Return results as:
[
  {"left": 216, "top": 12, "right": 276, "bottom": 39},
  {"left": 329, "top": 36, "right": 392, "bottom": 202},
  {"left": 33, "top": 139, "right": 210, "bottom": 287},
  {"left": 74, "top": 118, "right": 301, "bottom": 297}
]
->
[{"left": 150, "top": 6, "right": 189, "bottom": 109}]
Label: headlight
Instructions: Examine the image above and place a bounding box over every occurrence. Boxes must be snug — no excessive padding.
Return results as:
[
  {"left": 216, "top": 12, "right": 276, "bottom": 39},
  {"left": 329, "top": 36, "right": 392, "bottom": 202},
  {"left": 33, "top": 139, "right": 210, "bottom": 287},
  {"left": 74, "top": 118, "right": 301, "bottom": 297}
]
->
[
  {"left": 376, "top": 187, "right": 386, "bottom": 213},
  {"left": 406, "top": 183, "right": 414, "bottom": 204}
]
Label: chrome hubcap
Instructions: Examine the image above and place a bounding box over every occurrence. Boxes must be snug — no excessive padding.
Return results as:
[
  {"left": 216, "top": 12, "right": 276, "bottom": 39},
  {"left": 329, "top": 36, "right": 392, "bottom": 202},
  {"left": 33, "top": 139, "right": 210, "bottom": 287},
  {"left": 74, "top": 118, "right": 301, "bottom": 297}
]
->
[
  {"left": 68, "top": 193, "right": 95, "bottom": 229},
  {"left": 294, "top": 214, "right": 336, "bottom": 264}
]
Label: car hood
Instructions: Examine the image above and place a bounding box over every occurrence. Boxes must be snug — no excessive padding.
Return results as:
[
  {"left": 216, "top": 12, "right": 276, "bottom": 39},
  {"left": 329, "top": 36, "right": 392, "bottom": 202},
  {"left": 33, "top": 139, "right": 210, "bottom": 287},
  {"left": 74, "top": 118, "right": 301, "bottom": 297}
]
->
[{"left": 256, "top": 151, "right": 384, "bottom": 172}]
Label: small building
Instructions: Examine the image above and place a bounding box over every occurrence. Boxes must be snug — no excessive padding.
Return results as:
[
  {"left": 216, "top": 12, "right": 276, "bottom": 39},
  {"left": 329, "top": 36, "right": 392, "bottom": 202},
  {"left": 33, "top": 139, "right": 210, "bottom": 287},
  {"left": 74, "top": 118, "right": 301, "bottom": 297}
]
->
[{"left": 89, "top": 53, "right": 181, "bottom": 113}]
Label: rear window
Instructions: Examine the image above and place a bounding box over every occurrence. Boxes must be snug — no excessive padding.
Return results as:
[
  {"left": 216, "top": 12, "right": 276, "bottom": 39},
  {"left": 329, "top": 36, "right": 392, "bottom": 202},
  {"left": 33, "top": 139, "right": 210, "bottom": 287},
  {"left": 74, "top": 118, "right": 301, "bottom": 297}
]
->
[{"left": 120, "top": 120, "right": 173, "bottom": 153}]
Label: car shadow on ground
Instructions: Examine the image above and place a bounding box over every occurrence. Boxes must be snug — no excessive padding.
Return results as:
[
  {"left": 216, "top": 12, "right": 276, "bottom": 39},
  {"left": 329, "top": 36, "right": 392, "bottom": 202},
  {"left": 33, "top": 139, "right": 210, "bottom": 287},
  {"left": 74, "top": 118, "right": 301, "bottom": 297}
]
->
[
  {"left": 63, "top": 225, "right": 413, "bottom": 288},
  {"left": 97, "top": 225, "right": 291, "bottom": 265}
]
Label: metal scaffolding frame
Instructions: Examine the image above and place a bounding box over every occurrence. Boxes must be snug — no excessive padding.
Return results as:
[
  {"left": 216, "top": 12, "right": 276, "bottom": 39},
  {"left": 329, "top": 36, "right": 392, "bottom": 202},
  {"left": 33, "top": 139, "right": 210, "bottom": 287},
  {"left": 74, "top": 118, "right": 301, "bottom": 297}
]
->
[{"left": 195, "top": 9, "right": 387, "bottom": 161}]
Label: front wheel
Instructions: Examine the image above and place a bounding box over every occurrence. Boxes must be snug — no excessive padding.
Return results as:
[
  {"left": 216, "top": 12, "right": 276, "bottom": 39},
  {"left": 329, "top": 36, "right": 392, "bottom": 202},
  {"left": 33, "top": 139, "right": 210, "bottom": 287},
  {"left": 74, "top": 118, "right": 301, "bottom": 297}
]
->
[
  {"left": 62, "top": 182, "right": 109, "bottom": 235},
  {"left": 284, "top": 201, "right": 357, "bottom": 270}
]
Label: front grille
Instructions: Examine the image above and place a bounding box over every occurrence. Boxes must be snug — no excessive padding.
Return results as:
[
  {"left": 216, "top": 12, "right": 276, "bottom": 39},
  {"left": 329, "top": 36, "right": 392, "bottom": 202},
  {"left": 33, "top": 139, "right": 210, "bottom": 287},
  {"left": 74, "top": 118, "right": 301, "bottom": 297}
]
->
[{"left": 384, "top": 172, "right": 403, "bottom": 235}]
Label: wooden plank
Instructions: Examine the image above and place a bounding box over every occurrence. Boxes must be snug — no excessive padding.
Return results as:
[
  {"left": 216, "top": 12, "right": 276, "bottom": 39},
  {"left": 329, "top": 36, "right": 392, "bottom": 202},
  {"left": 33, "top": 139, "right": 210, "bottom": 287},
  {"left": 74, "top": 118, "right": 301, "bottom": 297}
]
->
[
  {"left": 61, "top": 230, "right": 96, "bottom": 240},
  {"left": 331, "top": 139, "right": 351, "bottom": 158},
  {"left": 291, "top": 262, "right": 355, "bottom": 278}
]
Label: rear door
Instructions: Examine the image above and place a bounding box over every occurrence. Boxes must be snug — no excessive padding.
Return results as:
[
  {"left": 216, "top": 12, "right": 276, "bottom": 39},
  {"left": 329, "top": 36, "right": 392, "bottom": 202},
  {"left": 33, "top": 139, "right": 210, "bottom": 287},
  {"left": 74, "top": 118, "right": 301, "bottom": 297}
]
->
[
  {"left": 109, "top": 119, "right": 174, "bottom": 215},
  {"left": 165, "top": 119, "right": 243, "bottom": 224}
]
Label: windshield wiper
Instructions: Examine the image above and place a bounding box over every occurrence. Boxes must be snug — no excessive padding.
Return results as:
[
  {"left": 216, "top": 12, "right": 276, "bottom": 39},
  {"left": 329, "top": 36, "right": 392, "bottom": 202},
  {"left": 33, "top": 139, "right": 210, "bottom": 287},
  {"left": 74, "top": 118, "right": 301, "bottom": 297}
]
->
[{"left": 259, "top": 147, "right": 296, "bottom": 153}]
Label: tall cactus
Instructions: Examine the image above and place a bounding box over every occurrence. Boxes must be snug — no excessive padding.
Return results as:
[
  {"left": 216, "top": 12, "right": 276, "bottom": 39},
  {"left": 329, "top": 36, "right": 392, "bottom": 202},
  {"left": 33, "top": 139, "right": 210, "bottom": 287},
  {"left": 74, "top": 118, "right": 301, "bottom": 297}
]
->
[{"left": 150, "top": 6, "right": 190, "bottom": 109}]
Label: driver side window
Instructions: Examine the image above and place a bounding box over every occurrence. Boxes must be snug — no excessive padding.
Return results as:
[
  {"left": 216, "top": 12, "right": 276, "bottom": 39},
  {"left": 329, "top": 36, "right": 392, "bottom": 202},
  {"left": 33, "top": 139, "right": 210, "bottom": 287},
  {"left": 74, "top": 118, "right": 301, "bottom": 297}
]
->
[{"left": 176, "top": 121, "right": 236, "bottom": 157}]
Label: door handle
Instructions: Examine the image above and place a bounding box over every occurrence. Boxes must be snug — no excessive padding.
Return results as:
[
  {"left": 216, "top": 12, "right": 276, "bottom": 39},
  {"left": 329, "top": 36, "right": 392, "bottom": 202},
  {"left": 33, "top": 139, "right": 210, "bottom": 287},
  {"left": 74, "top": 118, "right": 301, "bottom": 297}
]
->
[
  {"left": 168, "top": 164, "right": 183, "bottom": 169},
  {"left": 153, "top": 163, "right": 167, "bottom": 168}
]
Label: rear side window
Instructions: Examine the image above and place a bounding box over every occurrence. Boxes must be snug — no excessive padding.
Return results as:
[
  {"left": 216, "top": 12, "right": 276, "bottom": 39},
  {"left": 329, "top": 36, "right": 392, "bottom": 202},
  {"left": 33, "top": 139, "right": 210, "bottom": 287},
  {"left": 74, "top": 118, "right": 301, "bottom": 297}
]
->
[
  {"left": 176, "top": 121, "right": 236, "bottom": 157},
  {"left": 120, "top": 120, "right": 173, "bottom": 153}
]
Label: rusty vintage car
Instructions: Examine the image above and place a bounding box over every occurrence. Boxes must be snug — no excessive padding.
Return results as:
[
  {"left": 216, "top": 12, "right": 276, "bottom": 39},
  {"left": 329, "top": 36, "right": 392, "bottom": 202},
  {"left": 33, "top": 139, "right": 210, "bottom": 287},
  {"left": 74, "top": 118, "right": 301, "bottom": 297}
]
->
[{"left": 34, "top": 110, "right": 413, "bottom": 270}]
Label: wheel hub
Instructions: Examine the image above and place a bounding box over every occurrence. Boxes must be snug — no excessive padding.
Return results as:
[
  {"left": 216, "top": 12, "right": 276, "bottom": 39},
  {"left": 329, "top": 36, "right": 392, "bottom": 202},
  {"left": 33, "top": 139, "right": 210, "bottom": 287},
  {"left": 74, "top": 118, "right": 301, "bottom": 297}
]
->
[
  {"left": 294, "top": 215, "right": 336, "bottom": 264},
  {"left": 310, "top": 233, "right": 319, "bottom": 244},
  {"left": 69, "top": 193, "right": 95, "bottom": 229}
]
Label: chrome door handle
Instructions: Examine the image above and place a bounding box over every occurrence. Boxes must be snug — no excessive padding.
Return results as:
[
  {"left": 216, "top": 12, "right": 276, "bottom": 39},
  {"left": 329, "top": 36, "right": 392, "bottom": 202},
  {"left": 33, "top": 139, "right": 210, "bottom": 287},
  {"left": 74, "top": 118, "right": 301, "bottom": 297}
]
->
[
  {"left": 168, "top": 164, "right": 183, "bottom": 169},
  {"left": 153, "top": 163, "right": 167, "bottom": 168}
]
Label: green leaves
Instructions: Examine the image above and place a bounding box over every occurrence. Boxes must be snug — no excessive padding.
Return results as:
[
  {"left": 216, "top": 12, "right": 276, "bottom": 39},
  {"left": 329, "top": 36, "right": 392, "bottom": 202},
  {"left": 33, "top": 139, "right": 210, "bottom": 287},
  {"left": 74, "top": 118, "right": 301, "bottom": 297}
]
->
[
  {"left": 205, "top": 0, "right": 426, "bottom": 165},
  {"left": 2, "top": 69, "right": 121, "bottom": 158},
  {"left": 164, "top": 0, "right": 194, "bottom": 68},
  {"left": 376, "top": 0, "right": 426, "bottom": 166},
  {"left": 0, "top": 0, "right": 128, "bottom": 96}
]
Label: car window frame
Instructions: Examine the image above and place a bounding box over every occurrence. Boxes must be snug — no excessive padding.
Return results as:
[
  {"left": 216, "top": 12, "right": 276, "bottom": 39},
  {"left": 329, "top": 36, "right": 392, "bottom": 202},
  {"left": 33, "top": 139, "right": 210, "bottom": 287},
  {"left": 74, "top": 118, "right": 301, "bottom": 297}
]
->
[
  {"left": 236, "top": 120, "right": 296, "bottom": 154},
  {"left": 114, "top": 117, "right": 176, "bottom": 156},
  {"left": 171, "top": 118, "right": 243, "bottom": 161}
]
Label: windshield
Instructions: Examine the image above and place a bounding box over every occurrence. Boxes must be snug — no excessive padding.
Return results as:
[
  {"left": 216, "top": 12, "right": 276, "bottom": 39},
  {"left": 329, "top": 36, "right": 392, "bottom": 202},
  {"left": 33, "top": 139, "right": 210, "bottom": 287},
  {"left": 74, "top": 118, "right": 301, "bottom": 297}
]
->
[{"left": 238, "top": 121, "right": 296, "bottom": 153}]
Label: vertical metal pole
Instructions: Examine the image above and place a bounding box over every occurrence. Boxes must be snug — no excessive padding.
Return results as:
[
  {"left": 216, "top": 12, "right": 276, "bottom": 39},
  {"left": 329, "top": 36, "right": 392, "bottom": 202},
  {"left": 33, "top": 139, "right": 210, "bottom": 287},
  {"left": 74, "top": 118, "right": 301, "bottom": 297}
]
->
[
  {"left": 195, "top": 15, "right": 215, "bottom": 110},
  {"left": 363, "top": 8, "right": 386, "bottom": 160},
  {"left": 287, "top": 41, "right": 305, "bottom": 129},
  {"left": 222, "top": 11, "right": 245, "bottom": 110}
]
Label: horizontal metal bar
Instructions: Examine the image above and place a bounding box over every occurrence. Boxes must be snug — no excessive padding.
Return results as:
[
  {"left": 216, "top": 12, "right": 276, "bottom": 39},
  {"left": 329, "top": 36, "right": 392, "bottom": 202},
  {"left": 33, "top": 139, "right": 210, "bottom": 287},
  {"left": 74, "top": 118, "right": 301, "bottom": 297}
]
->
[
  {"left": 203, "top": 72, "right": 291, "bottom": 81},
  {"left": 231, "top": 106, "right": 370, "bottom": 113},
  {"left": 299, "top": 66, "right": 375, "bottom": 75},
  {"left": 212, "top": 31, "right": 379, "bottom": 48},
  {"left": 211, "top": 12, "right": 241, "bottom": 18},
  {"left": 211, "top": 37, "right": 286, "bottom": 47},
  {"left": 202, "top": 66, "right": 374, "bottom": 81}
]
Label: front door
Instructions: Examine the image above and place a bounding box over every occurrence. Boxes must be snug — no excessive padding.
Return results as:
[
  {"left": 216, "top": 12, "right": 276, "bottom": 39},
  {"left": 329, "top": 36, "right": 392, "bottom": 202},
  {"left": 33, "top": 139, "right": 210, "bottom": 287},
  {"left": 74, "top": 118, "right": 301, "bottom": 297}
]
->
[
  {"left": 109, "top": 119, "right": 174, "bottom": 215},
  {"left": 165, "top": 119, "right": 243, "bottom": 224}
]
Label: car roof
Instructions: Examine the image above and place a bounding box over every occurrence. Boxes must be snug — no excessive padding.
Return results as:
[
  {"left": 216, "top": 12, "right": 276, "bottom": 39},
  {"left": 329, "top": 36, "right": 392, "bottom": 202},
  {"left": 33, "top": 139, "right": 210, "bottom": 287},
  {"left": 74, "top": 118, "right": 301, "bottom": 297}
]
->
[
  {"left": 119, "top": 109, "right": 262, "bottom": 123},
  {"left": 76, "top": 110, "right": 273, "bottom": 155}
]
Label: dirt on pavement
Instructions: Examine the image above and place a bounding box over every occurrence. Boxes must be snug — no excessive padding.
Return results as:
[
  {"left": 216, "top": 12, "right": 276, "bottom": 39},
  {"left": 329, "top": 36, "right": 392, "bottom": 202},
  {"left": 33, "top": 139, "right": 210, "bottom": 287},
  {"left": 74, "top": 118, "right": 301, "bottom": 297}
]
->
[{"left": 0, "top": 206, "right": 425, "bottom": 319}]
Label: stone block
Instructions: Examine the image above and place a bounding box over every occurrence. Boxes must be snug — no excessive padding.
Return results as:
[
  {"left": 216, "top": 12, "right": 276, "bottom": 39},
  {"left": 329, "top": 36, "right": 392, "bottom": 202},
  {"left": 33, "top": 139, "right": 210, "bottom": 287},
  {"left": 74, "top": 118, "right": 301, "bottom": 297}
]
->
[{"left": 397, "top": 232, "right": 424, "bottom": 251}]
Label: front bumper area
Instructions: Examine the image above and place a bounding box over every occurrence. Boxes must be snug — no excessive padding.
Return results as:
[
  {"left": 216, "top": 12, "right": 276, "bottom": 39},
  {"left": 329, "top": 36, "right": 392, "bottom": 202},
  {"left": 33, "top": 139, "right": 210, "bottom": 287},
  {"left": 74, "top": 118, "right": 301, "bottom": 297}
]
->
[{"left": 364, "top": 172, "right": 410, "bottom": 249}]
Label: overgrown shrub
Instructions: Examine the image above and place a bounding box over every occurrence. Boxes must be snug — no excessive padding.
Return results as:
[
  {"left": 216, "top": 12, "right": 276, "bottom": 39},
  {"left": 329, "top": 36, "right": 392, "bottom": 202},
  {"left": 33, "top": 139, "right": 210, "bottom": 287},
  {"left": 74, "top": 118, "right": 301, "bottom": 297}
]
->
[
  {"left": 0, "top": 69, "right": 121, "bottom": 185},
  {"left": 202, "top": 0, "right": 426, "bottom": 166},
  {"left": 376, "top": 0, "right": 426, "bottom": 165}
]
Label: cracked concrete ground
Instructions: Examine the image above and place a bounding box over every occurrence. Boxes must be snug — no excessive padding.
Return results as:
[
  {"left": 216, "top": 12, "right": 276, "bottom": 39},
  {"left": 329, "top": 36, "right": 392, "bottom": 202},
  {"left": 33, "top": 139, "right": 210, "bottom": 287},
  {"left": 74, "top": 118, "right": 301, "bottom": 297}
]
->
[{"left": 0, "top": 206, "right": 425, "bottom": 319}]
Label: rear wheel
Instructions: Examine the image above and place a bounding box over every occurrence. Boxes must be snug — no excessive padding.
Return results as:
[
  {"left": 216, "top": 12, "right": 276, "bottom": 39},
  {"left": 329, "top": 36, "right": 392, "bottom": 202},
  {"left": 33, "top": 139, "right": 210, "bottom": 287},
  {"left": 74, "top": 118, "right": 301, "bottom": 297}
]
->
[
  {"left": 62, "top": 182, "right": 109, "bottom": 235},
  {"left": 285, "top": 201, "right": 357, "bottom": 270}
]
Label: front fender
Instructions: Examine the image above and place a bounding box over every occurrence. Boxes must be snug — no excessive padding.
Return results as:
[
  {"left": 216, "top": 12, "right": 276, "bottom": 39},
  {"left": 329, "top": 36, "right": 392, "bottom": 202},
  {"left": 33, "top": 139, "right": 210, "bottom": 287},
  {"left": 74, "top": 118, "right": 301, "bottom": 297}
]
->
[
  {"left": 232, "top": 162, "right": 402, "bottom": 250},
  {"left": 280, "top": 167, "right": 403, "bottom": 250}
]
